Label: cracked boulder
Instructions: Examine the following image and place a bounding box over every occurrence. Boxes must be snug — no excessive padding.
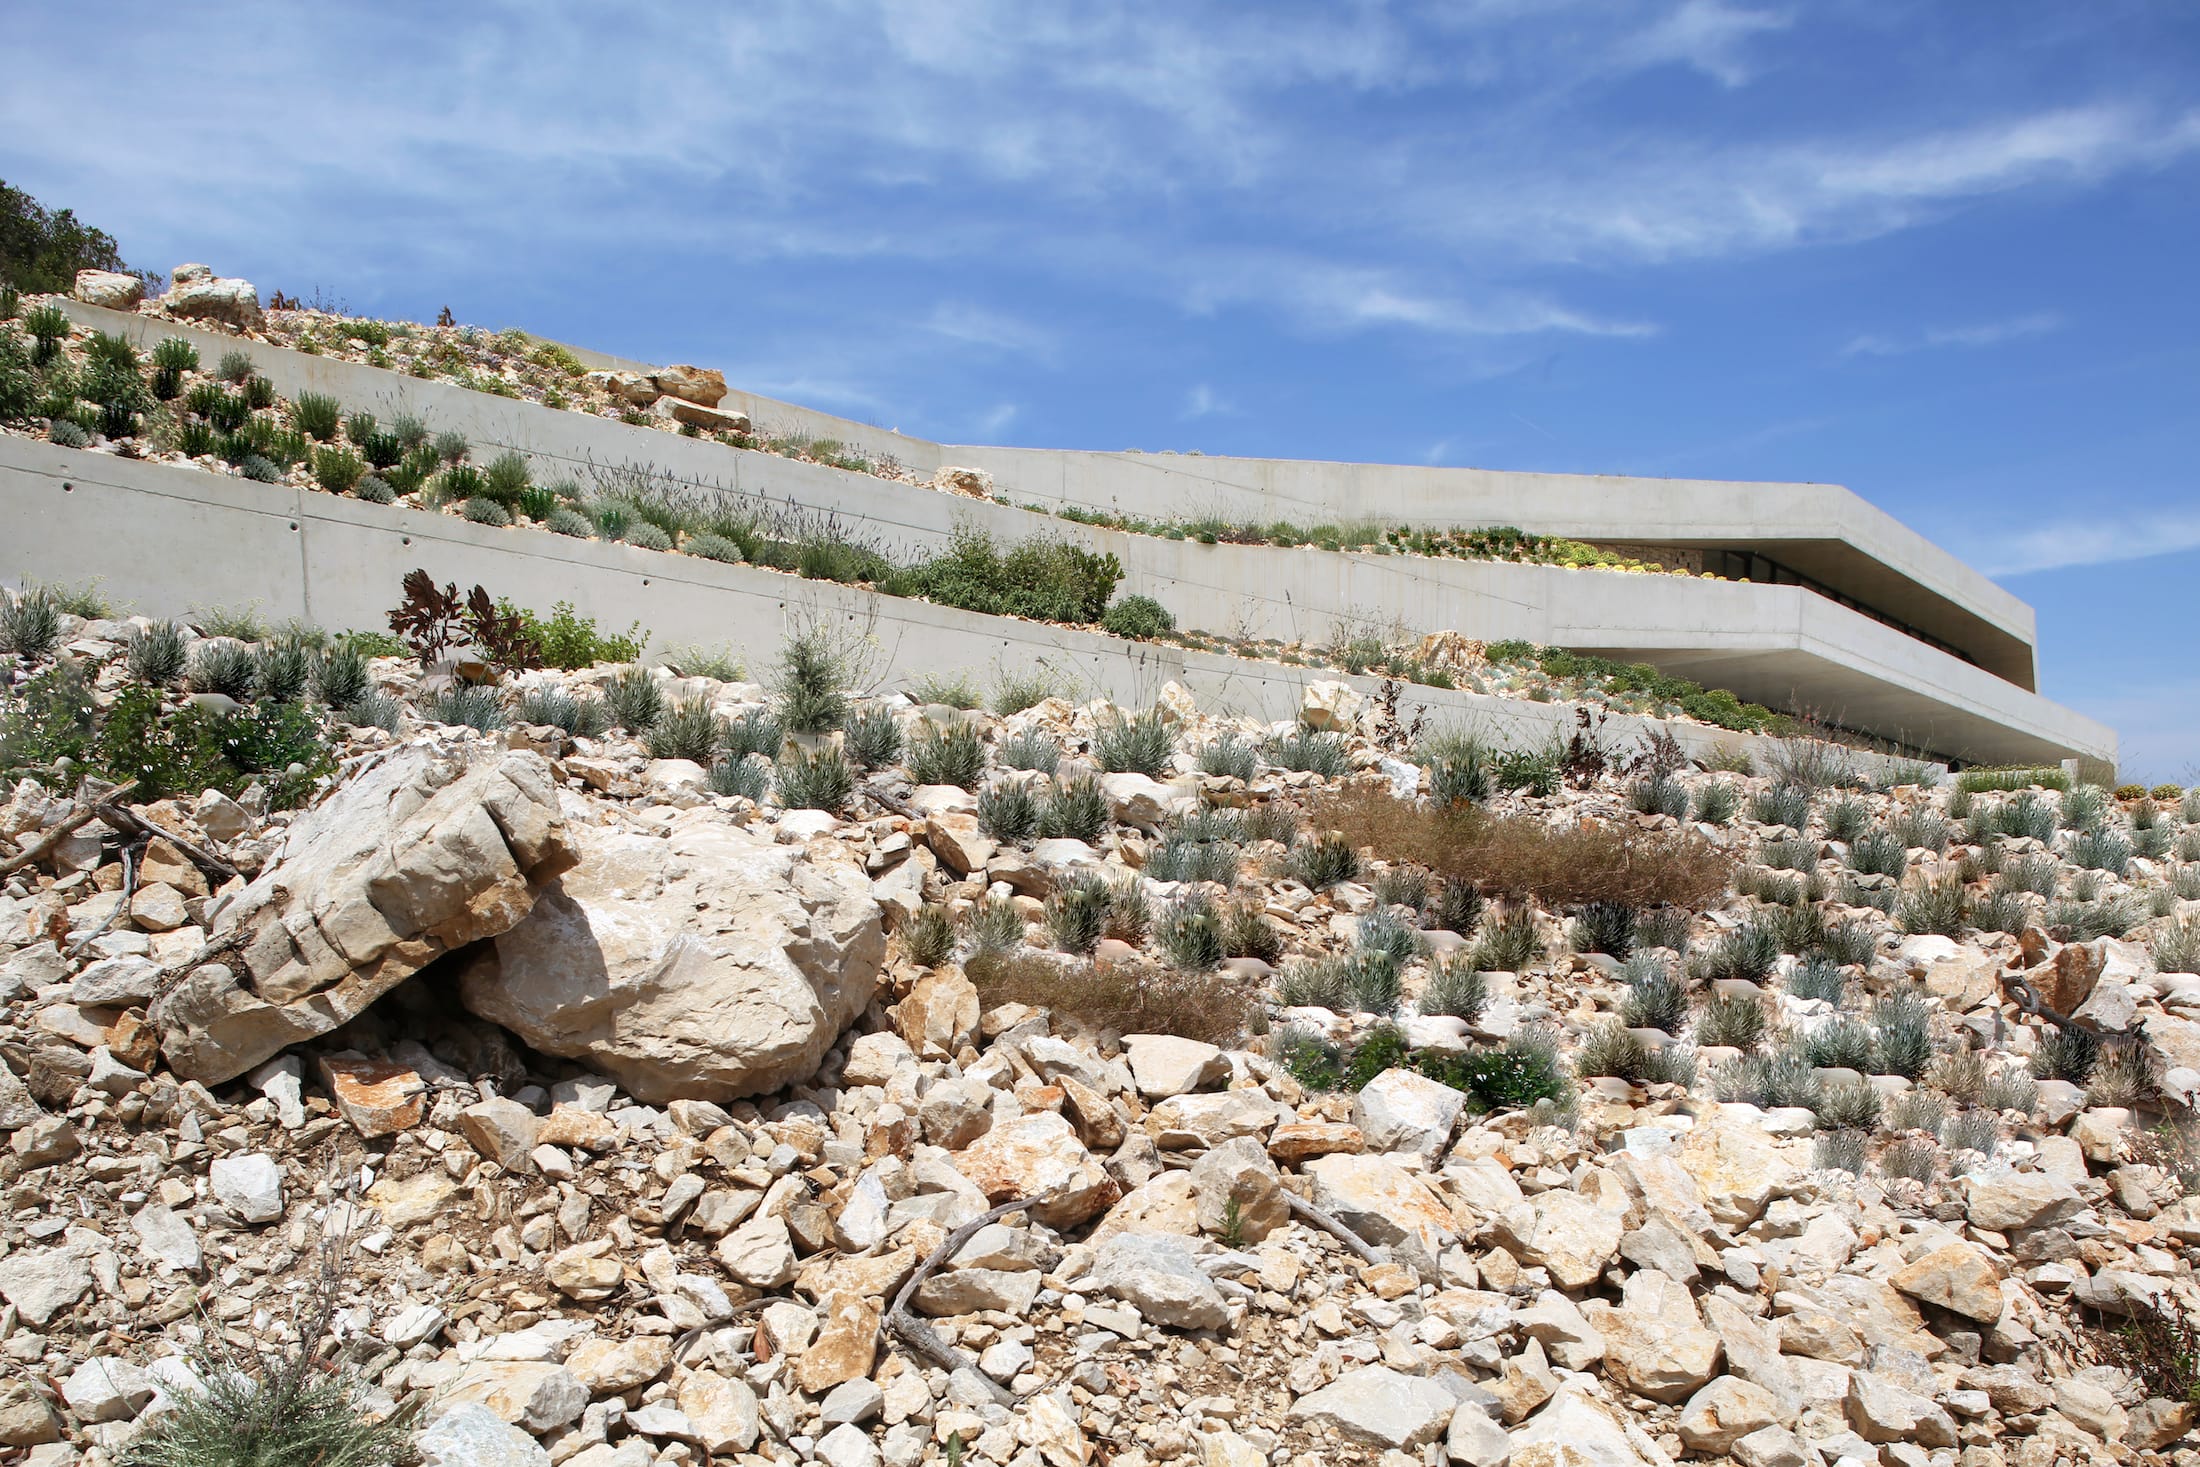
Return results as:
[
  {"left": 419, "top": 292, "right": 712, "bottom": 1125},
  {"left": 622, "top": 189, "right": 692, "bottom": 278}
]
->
[
  {"left": 459, "top": 817, "right": 885, "bottom": 1102},
  {"left": 155, "top": 746, "right": 572, "bottom": 1083}
]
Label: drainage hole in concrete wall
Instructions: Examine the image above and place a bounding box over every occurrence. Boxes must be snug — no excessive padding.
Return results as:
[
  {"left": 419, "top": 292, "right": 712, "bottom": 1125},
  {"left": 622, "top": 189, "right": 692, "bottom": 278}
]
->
[
  {"left": 402, "top": 537, "right": 412, "bottom": 546},
  {"left": 62, "top": 482, "right": 73, "bottom": 492}
]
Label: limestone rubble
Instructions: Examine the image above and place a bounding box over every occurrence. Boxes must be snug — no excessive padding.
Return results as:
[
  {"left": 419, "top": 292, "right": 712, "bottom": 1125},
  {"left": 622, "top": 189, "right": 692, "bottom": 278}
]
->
[{"left": 2, "top": 614, "right": 2198, "bottom": 1467}]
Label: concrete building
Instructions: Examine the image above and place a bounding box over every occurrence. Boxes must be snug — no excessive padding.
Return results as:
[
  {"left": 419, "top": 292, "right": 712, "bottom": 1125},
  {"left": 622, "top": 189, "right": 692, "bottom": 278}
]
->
[{"left": 24, "top": 301, "right": 2116, "bottom": 767}]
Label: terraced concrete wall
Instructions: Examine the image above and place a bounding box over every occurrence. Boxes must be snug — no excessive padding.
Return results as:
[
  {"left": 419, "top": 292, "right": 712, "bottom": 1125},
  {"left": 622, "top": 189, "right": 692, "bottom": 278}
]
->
[
  {"left": 5, "top": 434, "right": 1849, "bottom": 768},
  {"left": 43, "top": 303, "right": 2115, "bottom": 764}
]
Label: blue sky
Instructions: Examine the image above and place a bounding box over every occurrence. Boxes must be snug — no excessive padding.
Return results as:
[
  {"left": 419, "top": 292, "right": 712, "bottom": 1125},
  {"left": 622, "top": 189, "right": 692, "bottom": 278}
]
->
[{"left": 4, "top": 2, "right": 2196, "bottom": 776}]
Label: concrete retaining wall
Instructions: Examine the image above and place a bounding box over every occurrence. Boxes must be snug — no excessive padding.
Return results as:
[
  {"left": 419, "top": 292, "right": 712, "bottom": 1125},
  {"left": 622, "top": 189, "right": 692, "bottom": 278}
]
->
[
  {"left": 4, "top": 435, "right": 1883, "bottom": 768},
  {"left": 41, "top": 303, "right": 2116, "bottom": 764}
]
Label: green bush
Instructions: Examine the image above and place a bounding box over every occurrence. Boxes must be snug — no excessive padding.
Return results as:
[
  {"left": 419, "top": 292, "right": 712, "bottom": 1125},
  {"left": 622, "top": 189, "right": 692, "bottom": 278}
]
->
[
  {"left": 505, "top": 600, "right": 646, "bottom": 670},
  {"left": 901, "top": 528, "right": 1123, "bottom": 625},
  {"left": 843, "top": 707, "right": 903, "bottom": 772},
  {"left": 127, "top": 622, "right": 189, "bottom": 687},
  {"left": 774, "top": 629, "right": 851, "bottom": 734},
  {"left": 482, "top": 451, "right": 532, "bottom": 508},
  {"left": 291, "top": 392, "right": 343, "bottom": 441},
  {"left": 1102, "top": 594, "right": 1175, "bottom": 639},
  {"left": 1268, "top": 726, "right": 1348, "bottom": 777},
  {"left": 94, "top": 685, "right": 332, "bottom": 807},
  {"left": 1001, "top": 728, "right": 1061, "bottom": 774},
  {"left": 312, "top": 445, "right": 366, "bottom": 494}
]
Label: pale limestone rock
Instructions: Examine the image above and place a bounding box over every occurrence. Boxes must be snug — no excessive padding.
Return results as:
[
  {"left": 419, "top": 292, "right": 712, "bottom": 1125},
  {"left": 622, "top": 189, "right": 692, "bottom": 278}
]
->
[
  {"left": 1088, "top": 1231, "right": 1229, "bottom": 1330},
  {"left": 1123, "top": 1034, "right": 1227, "bottom": 1098},
  {"left": 1304, "top": 1152, "right": 1457, "bottom": 1282},
  {"left": 462, "top": 818, "right": 883, "bottom": 1102},
  {"left": 1351, "top": 1066, "right": 1466, "bottom": 1165},
  {"left": 73, "top": 270, "right": 144, "bottom": 311},
  {"left": 1582, "top": 1268, "right": 1722, "bottom": 1403},
  {"left": 1189, "top": 1135, "right": 1287, "bottom": 1242},
  {"left": 159, "top": 746, "right": 569, "bottom": 1083},
  {"left": 1492, "top": 1189, "right": 1622, "bottom": 1290},
  {"left": 953, "top": 1111, "right": 1120, "bottom": 1229},
  {"left": 1890, "top": 1240, "right": 2005, "bottom": 1323},
  {"left": 1288, "top": 1365, "right": 1456, "bottom": 1449}
]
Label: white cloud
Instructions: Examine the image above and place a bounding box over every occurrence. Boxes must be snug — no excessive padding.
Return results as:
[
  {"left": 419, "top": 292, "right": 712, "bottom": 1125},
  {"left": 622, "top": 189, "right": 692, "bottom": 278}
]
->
[
  {"left": 970, "top": 402, "right": 1020, "bottom": 437},
  {"left": 1840, "top": 311, "right": 2065, "bottom": 358},
  {"left": 922, "top": 303, "right": 1058, "bottom": 360},
  {"left": 1971, "top": 507, "right": 2200, "bottom": 577},
  {"left": 1609, "top": 0, "right": 1791, "bottom": 87},
  {"left": 1181, "top": 384, "right": 1234, "bottom": 419}
]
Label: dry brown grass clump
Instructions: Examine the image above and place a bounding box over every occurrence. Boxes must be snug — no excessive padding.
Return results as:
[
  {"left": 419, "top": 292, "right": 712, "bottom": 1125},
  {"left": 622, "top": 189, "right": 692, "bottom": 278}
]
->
[
  {"left": 1307, "top": 788, "right": 1734, "bottom": 909},
  {"left": 968, "top": 951, "right": 1254, "bottom": 1046}
]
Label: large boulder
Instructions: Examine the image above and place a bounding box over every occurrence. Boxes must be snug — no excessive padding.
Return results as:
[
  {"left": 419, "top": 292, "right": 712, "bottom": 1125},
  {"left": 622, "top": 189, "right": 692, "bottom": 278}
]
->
[
  {"left": 73, "top": 270, "right": 144, "bottom": 311},
  {"left": 650, "top": 364, "right": 728, "bottom": 407},
  {"left": 460, "top": 818, "right": 884, "bottom": 1102},
  {"left": 156, "top": 746, "right": 571, "bottom": 1084},
  {"left": 160, "top": 263, "right": 265, "bottom": 332}
]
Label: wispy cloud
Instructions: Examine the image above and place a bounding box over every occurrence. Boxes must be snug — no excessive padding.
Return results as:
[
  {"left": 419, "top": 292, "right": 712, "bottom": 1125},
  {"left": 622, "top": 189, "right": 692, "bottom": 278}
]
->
[
  {"left": 1972, "top": 507, "right": 2200, "bottom": 577},
  {"left": 1181, "top": 383, "right": 1234, "bottom": 419},
  {"left": 1608, "top": 0, "right": 1792, "bottom": 87},
  {"left": 922, "top": 303, "right": 1058, "bottom": 361},
  {"left": 970, "top": 402, "right": 1020, "bottom": 437},
  {"left": 1841, "top": 311, "right": 2065, "bottom": 358}
]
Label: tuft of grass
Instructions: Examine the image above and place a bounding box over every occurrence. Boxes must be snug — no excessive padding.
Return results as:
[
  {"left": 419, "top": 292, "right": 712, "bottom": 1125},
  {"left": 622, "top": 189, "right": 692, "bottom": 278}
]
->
[
  {"left": 1692, "top": 780, "right": 1739, "bottom": 825},
  {"left": 1821, "top": 796, "right": 1869, "bottom": 842},
  {"left": 842, "top": 707, "right": 904, "bottom": 772},
  {"left": 774, "top": 628, "right": 853, "bottom": 735},
  {"left": 1629, "top": 774, "right": 1689, "bottom": 820},
  {"left": 722, "top": 707, "right": 783, "bottom": 762},
  {"left": 1871, "top": 993, "right": 1933, "bottom": 1080},
  {"left": 1221, "top": 898, "right": 1284, "bottom": 964},
  {"left": 707, "top": 756, "right": 769, "bottom": 801},
  {"left": 1981, "top": 1069, "right": 2039, "bottom": 1115},
  {"left": 775, "top": 746, "right": 856, "bottom": 812},
  {"left": 1268, "top": 726, "right": 1350, "bottom": 777},
  {"left": 1037, "top": 776, "right": 1110, "bottom": 842},
  {"left": 1749, "top": 783, "right": 1811, "bottom": 830},
  {"left": 122, "top": 1231, "right": 419, "bottom": 1467},
  {"left": 1432, "top": 881, "right": 1485, "bottom": 940},
  {"left": 127, "top": 621, "right": 189, "bottom": 687},
  {"left": 0, "top": 589, "right": 62, "bottom": 658},
  {"left": 253, "top": 643, "right": 312, "bottom": 704},
  {"left": 1695, "top": 992, "right": 1769, "bottom": 1051},
  {"left": 992, "top": 665, "right": 1071, "bottom": 715},
  {"left": 902, "top": 905, "right": 956, "bottom": 967},
  {"left": 1878, "top": 1138, "right": 1939, "bottom": 1183},
  {"left": 1571, "top": 900, "right": 1638, "bottom": 959},
  {"left": 2085, "top": 1045, "right": 2159, "bottom": 1109},
  {"left": 1814, "top": 1129, "right": 1869, "bottom": 1176},
  {"left": 1153, "top": 893, "right": 1226, "bottom": 972},
  {"left": 425, "top": 684, "right": 508, "bottom": 730},
  {"left": 1798, "top": 1015, "right": 1875, "bottom": 1073},
  {"left": 516, "top": 688, "right": 611, "bottom": 738},
  {"left": 978, "top": 780, "right": 1039, "bottom": 844},
  {"left": 1101, "top": 594, "right": 1175, "bottom": 640},
  {"left": 2066, "top": 828, "right": 2132, "bottom": 876},
  {"left": 2152, "top": 914, "right": 2200, "bottom": 976},
  {"left": 1619, "top": 955, "right": 1689, "bottom": 1034},
  {"left": 190, "top": 641, "right": 259, "bottom": 700},
  {"left": 1886, "top": 1089, "right": 1948, "bottom": 1135},
  {"left": 1812, "top": 1081, "right": 1882, "bottom": 1131},
  {"left": 1846, "top": 829, "right": 1907, "bottom": 878},
  {"left": 907, "top": 670, "right": 982, "bottom": 709},
  {"left": 1420, "top": 959, "right": 1488, "bottom": 1023},
  {"left": 1469, "top": 905, "right": 1543, "bottom": 974},
  {"left": 1045, "top": 874, "right": 1111, "bottom": 956},
  {"left": 647, "top": 697, "right": 725, "bottom": 761},
  {"left": 1693, "top": 921, "right": 1779, "bottom": 984},
  {"left": 1895, "top": 875, "right": 1971, "bottom": 937},
  {"left": 606, "top": 667, "right": 665, "bottom": 732},
  {"left": 1289, "top": 830, "right": 1362, "bottom": 890},
  {"left": 1786, "top": 955, "right": 1846, "bottom": 1006},
  {"left": 907, "top": 721, "right": 988, "bottom": 789},
  {"left": 1000, "top": 728, "right": 1061, "bottom": 774},
  {"left": 1146, "top": 832, "right": 1239, "bottom": 885},
  {"left": 1199, "top": 734, "right": 1259, "bottom": 782},
  {"left": 1095, "top": 708, "right": 1175, "bottom": 777}
]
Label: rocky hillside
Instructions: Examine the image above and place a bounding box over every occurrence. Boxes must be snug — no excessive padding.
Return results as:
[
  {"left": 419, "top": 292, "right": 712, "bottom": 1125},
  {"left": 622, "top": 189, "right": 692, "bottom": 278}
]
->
[{"left": 1, "top": 589, "right": 2198, "bottom": 1467}]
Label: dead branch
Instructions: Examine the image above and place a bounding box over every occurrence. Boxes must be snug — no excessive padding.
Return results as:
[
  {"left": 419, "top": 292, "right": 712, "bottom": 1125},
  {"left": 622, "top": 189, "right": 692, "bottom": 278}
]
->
[{"left": 887, "top": 1195, "right": 1046, "bottom": 1404}]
